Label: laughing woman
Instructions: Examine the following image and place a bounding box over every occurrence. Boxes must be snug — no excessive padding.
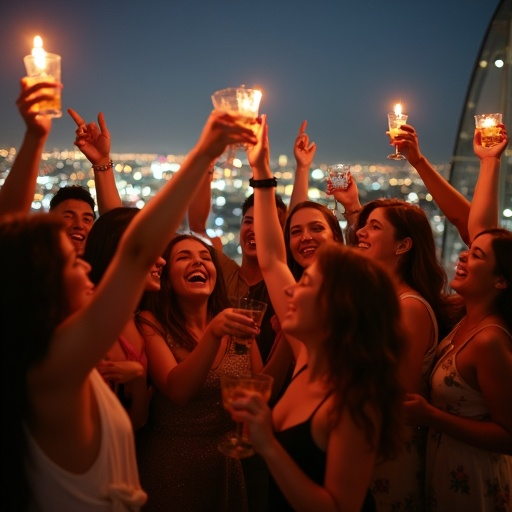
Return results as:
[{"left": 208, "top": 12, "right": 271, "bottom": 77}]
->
[
  {"left": 404, "top": 125, "right": 512, "bottom": 512},
  {"left": 135, "top": 234, "right": 263, "bottom": 511}
]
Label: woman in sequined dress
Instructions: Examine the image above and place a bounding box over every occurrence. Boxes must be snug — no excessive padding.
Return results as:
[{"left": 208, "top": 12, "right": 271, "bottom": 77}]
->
[{"left": 135, "top": 234, "right": 263, "bottom": 511}]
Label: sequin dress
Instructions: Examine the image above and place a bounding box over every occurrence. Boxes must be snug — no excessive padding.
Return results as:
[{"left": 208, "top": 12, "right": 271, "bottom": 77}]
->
[
  {"left": 426, "top": 322, "right": 512, "bottom": 511},
  {"left": 136, "top": 340, "right": 250, "bottom": 512}
]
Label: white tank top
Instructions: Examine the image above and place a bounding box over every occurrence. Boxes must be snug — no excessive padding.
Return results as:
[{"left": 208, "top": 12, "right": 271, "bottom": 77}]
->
[{"left": 25, "top": 369, "right": 147, "bottom": 511}]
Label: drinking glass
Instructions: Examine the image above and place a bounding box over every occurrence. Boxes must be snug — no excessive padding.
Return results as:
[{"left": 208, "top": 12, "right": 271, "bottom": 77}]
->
[
  {"left": 474, "top": 113, "right": 503, "bottom": 147},
  {"left": 387, "top": 111, "right": 408, "bottom": 160},
  {"left": 23, "top": 52, "right": 62, "bottom": 118},
  {"left": 326, "top": 163, "right": 352, "bottom": 216},
  {"left": 230, "top": 297, "right": 267, "bottom": 355},
  {"left": 211, "top": 86, "right": 262, "bottom": 168},
  {"left": 218, "top": 372, "right": 274, "bottom": 458}
]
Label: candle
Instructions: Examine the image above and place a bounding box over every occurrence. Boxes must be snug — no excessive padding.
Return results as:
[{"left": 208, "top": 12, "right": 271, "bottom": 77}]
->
[
  {"left": 23, "top": 36, "right": 62, "bottom": 117},
  {"left": 31, "top": 35, "right": 47, "bottom": 71},
  {"left": 474, "top": 113, "right": 503, "bottom": 147},
  {"left": 394, "top": 103, "right": 405, "bottom": 119}
]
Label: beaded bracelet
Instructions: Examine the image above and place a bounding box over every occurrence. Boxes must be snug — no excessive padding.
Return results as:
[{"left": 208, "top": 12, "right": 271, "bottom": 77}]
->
[
  {"left": 249, "top": 177, "right": 278, "bottom": 188},
  {"left": 92, "top": 159, "right": 114, "bottom": 172},
  {"left": 343, "top": 209, "right": 360, "bottom": 217}
]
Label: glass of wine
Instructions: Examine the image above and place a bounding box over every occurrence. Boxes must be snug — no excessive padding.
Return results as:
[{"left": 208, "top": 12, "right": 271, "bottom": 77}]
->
[
  {"left": 326, "top": 163, "right": 352, "bottom": 217},
  {"left": 230, "top": 297, "right": 267, "bottom": 355},
  {"left": 219, "top": 372, "right": 274, "bottom": 458},
  {"left": 211, "top": 85, "right": 263, "bottom": 171},
  {"left": 387, "top": 104, "right": 408, "bottom": 160}
]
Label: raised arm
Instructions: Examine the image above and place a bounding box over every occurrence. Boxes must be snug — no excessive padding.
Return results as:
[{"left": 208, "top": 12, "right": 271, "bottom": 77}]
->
[
  {"left": 468, "top": 124, "right": 508, "bottom": 241},
  {"left": 397, "top": 124, "right": 471, "bottom": 244},
  {"left": 187, "top": 165, "right": 223, "bottom": 252},
  {"left": 289, "top": 120, "right": 316, "bottom": 212},
  {"left": 49, "top": 111, "right": 258, "bottom": 382},
  {"left": 247, "top": 116, "right": 304, "bottom": 361},
  {"left": 0, "top": 79, "right": 58, "bottom": 216},
  {"left": 68, "top": 109, "right": 121, "bottom": 214}
]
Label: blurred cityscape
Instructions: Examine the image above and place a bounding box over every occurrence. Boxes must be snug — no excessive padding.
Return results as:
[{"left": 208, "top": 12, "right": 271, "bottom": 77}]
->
[{"left": 0, "top": 145, "right": 452, "bottom": 266}]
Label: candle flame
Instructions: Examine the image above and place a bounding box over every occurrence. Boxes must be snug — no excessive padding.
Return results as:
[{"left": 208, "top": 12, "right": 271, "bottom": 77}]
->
[
  {"left": 31, "top": 35, "right": 46, "bottom": 70},
  {"left": 394, "top": 103, "right": 402, "bottom": 116},
  {"left": 483, "top": 117, "right": 496, "bottom": 127}
]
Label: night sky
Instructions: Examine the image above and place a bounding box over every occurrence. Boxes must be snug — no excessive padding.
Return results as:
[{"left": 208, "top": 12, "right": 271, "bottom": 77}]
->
[{"left": 0, "top": 0, "right": 500, "bottom": 164}]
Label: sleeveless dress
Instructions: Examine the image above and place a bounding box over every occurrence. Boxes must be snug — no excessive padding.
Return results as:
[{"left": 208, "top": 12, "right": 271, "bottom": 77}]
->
[
  {"left": 269, "top": 366, "right": 376, "bottom": 512},
  {"left": 426, "top": 322, "right": 512, "bottom": 512},
  {"left": 136, "top": 339, "right": 250, "bottom": 512},
  {"left": 371, "top": 293, "right": 438, "bottom": 512},
  {"left": 25, "top": 369, "right": 147, "bottom": 511}
]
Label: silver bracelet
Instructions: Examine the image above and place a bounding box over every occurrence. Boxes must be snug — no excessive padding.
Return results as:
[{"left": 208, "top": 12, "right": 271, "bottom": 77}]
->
[{"left": 92, "top": 159, "right": 114, "bottom": 172}]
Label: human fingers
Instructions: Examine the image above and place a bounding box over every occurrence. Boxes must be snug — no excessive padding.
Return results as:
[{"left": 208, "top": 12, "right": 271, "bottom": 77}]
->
[
  {"left": 298, "top": 119, "right": 307, "bottom": 136},
  {"left": 98, "top": 112, "right": 110, "bottom": 137},
  {"left": 68, "top": 107, "right": 86, "bottom": 127}
]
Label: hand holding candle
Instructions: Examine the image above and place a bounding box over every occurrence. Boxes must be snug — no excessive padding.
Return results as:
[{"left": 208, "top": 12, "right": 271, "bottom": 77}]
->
[
  {"left": 387, "top": 103, "right": 408, "bottom": 160},
  {"left": 23, "top": 36, "right": 62, "bottom": 118},
  {"left": 474, "top": 113, "right": 503, "bottom": 147}
]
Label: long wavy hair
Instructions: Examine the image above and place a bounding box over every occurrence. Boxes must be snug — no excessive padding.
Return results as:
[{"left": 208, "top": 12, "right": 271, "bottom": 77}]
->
[
  {"left": 0, "top": 214, "right": 69, "bottom": 511},
  {"left": 137, "top": 234, "right": 229, "bottom": 350},
  {"left": 474, "top": 228, "right": 512, "bottom": 330},
  {"left": 284, "top": 201, "right": 344, "bottom": 280},
  {"left": 356, "top": 198, "right": 456, "bottom": 337},
  {"left": 83, "top": 207, "right": 139, "bottom": 285},
  {"left": 315, "top": 242, "right": 405, "bottom": 461}
]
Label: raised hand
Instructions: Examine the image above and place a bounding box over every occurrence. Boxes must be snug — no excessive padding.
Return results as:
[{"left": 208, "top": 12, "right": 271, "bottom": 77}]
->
[
  {"left": 294, "top": 120, "right": 316, "bottom": 169},
  {"left": 16, "top": 78, "right": 60, "bottom": 138},
  {"left": 246, "top": 114, "right": 270, "bottom": 176},
  {"left": 68, "top": 108, "right": 111, "bottom": 165},
  {"left": 196, "top": 110, "right": 258, "bottom": 163},
  {"left": 473, "top": 123, "right": 508, "bottom": 160}
]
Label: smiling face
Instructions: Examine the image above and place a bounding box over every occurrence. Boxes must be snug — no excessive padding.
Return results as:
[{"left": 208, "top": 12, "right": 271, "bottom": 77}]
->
[
  {"left": 356, "top": 207, "right": 403, "bottom": 267},
  {"left": 52, "top": 199, "right": 95, "bottom": 256},
  {"left": 451, "top": 233, "right": 504, "bottom": 298},
  {"left": 61, "top": 231, "right": 95, "bottom": 312},
  {"left": 288, "top": 207, "right": 335, "bottom": 269},
  {"left": 166, "top": 238, "right": 217, "bottom": 301},
  {"left": 145, "top": 256, "right": 166, "bottom": 292},
  {"left": 281, "top": 260, "right": 327, "bottom": 344},
  {"left": 240, "top": 206, "right": 257, "bottom": 260}
]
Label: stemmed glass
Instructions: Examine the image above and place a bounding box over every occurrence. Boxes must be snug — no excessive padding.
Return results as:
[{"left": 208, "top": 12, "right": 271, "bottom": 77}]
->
[
  {"left": 211, "top": 85, "right": 263, "bottom": 170},
  {"left": 230, "top": 297, "right": 267, "bottom": 355},
  {"left": 218, "top": 372, "right": 274, "bottom": 458},
  {"left": 326, "top": 163, "right": 352, "bottom": 217},
  {"left": 387, "top": 104, "right": 408, "bottom": 160}
]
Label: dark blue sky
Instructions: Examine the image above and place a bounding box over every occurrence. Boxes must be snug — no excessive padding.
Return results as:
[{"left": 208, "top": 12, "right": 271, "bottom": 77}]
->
[{"left": 0, "top": 0, "right": 500, "bottom": 164}]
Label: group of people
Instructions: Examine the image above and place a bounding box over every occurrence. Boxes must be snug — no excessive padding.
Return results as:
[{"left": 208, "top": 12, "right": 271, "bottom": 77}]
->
[{"left": 0, "top": 76, "right": 510, "bottom": 512}]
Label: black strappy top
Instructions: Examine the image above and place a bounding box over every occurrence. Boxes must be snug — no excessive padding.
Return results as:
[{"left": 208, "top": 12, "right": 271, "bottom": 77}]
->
[{"left": 268, "top": 366, "right": 375, "bottom": 511}]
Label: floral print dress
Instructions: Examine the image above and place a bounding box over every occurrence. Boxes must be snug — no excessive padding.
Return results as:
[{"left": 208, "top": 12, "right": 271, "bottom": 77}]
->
[{"left": 426, "top": 322, "right": 512, "bottom": 512}]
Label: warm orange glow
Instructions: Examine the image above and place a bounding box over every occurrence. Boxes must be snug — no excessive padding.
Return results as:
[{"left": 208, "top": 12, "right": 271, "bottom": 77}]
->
[
  {"left": 32, "top": 35, "right": 46, "bottom": 69},
  {"left": 394, "top": 103, "right": 403, "bottom": 116}
]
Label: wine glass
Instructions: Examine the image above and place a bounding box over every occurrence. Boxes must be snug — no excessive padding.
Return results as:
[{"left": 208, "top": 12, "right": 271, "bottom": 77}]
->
[
  {"left": 211, "top": 85, "right": 262, "bottom": 170},
  {"left": 326, "top": 163, "right": 352, "bottom": 217},
  {"left": 230, "top": 297, "right": 267, "bottom": 355},
  {"left": 387, "top": 107, "right": 408, "bottom": 160},
  {"left": 218, "top": 372, "right": 274, "bottom": 458}
]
